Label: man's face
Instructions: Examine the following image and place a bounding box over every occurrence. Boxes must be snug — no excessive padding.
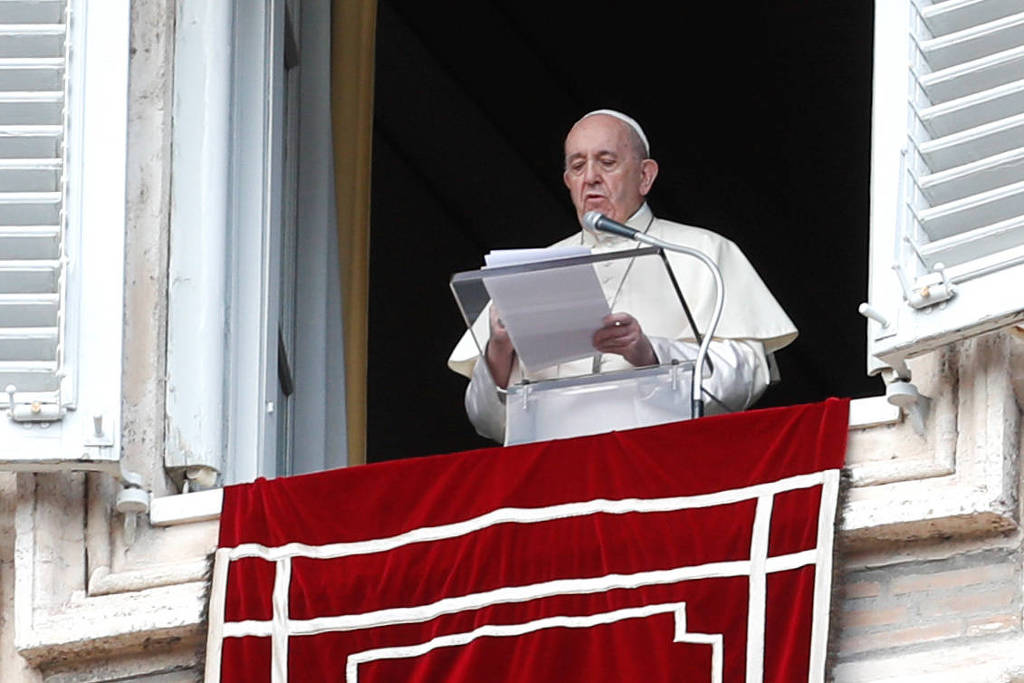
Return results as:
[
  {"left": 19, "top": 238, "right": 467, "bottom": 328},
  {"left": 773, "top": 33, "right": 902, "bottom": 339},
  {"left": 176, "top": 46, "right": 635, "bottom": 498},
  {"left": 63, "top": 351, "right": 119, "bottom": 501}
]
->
[{"left": 563, "top": 115, "right": 657, "bottom": 226}]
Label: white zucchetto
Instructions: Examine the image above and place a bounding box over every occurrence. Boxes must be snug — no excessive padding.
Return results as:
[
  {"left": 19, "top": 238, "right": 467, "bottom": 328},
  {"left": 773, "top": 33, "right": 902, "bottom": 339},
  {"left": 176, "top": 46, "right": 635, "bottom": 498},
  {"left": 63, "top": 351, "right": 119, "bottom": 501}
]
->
[{"left": 578, "top": 109, "right": 651, "bottom": 156}]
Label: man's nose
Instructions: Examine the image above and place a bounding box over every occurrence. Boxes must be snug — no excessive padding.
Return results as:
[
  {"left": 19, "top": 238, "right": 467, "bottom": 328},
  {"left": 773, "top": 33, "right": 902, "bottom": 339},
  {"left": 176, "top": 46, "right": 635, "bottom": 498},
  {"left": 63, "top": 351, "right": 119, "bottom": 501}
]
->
[{"left": 583, "top": 160, "right": 601, "bottom": 184}]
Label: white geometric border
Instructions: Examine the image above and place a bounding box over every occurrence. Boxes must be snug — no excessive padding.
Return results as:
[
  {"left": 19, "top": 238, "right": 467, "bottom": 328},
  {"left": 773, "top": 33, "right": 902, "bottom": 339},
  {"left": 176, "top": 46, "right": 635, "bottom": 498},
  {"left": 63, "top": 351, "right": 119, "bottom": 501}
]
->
[
  {"left": 205, "top": 469, "right": 841, "bottom": 683},
  {"left": 345, "top": 603, "right": 723, "bottom": 683}
]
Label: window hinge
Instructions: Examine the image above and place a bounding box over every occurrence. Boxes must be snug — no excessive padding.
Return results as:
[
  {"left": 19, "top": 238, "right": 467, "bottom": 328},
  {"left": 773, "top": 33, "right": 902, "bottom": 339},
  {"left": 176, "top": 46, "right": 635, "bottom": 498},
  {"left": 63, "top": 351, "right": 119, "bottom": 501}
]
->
[{"left": 4, "top": 385, "right": 66, "bottom": 423}]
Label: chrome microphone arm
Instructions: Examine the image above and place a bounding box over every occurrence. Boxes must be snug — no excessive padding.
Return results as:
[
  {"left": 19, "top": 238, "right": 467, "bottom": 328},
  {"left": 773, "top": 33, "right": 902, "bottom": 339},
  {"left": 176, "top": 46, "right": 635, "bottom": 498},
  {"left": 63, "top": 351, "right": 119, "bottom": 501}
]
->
[
  {"left": 631, "top": 231, "right": 724, "bottom": 418},
  {"left": 584, "top": 212, "right": 724, "bottom": 418}
]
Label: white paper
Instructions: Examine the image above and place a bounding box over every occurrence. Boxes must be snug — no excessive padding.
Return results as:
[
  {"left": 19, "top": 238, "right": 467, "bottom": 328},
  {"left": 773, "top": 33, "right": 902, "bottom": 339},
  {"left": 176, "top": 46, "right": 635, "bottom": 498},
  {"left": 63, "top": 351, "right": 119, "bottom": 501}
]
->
[
  {"left": 483, "top": 246, "right": 589, "bottom": 267},
  {"left": 482, "top": 247, "right": 610, "bottom": 372}
]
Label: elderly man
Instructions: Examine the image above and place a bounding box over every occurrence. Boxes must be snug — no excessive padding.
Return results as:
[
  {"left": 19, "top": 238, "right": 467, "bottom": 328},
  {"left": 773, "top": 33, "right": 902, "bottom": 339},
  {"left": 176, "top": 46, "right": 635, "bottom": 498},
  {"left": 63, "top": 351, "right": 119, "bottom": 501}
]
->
[{"left": 449, "top": 110, "right": 797, "bottom": 443}]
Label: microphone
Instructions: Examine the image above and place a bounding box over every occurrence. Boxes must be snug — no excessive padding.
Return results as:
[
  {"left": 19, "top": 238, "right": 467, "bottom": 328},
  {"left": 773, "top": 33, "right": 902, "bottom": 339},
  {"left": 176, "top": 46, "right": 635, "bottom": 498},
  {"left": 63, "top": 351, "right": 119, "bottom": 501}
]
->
[
  {"left": 583, "top": 209, "right": 723, "bottom": 419},
  {"left": 583, "top": 211, "right": 638, "bottom": 239}
]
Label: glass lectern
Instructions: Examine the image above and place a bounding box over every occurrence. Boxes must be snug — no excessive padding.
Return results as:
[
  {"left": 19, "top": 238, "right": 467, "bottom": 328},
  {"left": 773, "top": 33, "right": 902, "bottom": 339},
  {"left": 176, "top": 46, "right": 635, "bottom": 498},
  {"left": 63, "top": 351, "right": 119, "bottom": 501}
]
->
[{"left": 450, "top": 247, "right": 713, "bottom": 446}]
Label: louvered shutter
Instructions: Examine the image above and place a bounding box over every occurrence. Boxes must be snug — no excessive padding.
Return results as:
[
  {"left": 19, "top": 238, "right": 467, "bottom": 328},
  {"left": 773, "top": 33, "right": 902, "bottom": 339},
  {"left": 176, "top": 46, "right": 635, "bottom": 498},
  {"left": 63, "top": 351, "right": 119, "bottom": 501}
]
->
[
  {"left": 0, "top": 0, "right": 66, "bottom": 419},
  {"left": 866, "top": 0, "right": 1024, "bottom": 368},
  {"left": 0, "top": 0, "right": 128, "bottom": 471}
]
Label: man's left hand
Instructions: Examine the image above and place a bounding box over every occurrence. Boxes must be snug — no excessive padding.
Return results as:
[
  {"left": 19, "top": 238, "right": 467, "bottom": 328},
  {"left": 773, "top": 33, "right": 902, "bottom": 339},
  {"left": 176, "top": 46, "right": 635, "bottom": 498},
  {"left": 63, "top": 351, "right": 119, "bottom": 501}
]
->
[{"left": 592, "top": 313, "right": 657, "bottom": 367}]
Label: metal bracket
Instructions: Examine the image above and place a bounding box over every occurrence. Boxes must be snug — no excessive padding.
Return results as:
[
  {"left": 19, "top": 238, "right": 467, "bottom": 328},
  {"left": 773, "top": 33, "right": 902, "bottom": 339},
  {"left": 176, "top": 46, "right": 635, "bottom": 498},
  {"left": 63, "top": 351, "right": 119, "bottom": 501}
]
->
[
  {"left": 5, "top": 385, "right": 65, "bottom": 423},
  {"left": 880, "top": 367, "right": 931, "bottom": 437},
  {"left": 519, "top": 381, "right": 532, "bottom": 411},
  {"left": 116, "top": 479, "right": 149, "bottom": 545},
  {"left": 83, "top": 414, "right": 151, "bottom": 545}
]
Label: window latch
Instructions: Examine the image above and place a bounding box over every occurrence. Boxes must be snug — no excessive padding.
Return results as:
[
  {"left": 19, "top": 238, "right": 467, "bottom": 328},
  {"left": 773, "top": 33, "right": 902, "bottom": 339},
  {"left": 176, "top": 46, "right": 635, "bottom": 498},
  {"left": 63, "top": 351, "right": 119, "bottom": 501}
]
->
[
  {"left": 4, "top": 385, "right": 65, "bottom": 423},
  {"left": 893, "top": 260, "right": 955, "bottom": 310}
]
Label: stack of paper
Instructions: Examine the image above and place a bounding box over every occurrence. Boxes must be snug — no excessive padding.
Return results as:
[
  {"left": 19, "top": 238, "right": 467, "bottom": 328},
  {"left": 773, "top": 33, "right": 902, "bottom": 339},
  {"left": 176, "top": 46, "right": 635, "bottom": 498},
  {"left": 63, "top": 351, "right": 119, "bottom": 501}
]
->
[{"left": 483, "top": 247, "right": 609, "bottom": 372}]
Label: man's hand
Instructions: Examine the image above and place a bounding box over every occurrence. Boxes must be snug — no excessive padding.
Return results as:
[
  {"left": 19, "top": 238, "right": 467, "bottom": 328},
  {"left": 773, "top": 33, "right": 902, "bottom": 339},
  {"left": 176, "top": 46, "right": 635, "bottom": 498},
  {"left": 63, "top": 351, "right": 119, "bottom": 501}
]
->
[
  {"left": 592, "top": 312, "right": 657, "bottom": 367},
  {"left": 485, "top": 305, "right": 515, "bottom": 389}
]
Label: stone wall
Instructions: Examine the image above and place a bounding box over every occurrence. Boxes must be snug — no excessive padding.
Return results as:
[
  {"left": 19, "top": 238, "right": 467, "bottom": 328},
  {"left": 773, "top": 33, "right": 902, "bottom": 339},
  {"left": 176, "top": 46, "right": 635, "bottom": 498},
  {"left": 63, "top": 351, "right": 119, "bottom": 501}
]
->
[{"left": 838, "top": 540, "right": 1022, "bottom": 660}]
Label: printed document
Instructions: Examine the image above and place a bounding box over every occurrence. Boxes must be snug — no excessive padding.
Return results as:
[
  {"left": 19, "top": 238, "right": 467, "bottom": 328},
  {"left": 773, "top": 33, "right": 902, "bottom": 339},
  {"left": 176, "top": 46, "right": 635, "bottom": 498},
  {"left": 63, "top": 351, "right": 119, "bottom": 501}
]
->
[{"left": 483, "top": 247, "right": 609, "bottom": 372}]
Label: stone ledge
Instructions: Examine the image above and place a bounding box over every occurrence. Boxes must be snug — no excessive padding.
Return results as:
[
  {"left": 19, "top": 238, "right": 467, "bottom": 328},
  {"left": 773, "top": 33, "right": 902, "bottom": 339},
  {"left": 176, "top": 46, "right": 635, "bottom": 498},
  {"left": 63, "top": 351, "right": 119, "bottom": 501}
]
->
[
  {"left": 833, "top": 631, "right": 1024, "bottom": 682},
  {"left": 840, "top": 333, "right": 1020, "bottom": 545},
  {"left": 15, "top": 581, "right": 208, "bottom": 668}
]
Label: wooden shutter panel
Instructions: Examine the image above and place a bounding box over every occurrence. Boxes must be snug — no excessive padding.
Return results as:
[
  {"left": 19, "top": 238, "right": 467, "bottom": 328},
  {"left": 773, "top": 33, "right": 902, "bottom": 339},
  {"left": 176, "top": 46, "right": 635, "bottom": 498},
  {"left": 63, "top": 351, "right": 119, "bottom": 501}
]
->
[
  {"left": 0, "top": 0, "right": 67, "bottom": 420},
  {"left": 867, "top": 0, "right": 1024, "bottom": 367}
]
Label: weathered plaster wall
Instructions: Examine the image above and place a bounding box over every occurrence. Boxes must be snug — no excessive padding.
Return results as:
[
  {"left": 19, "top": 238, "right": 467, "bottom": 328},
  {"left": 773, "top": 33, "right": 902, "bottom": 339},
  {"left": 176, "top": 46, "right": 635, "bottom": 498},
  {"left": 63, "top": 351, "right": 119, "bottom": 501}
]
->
[
  {"left": 0, "top": 474, "right": 41, "bottom": 682},
  {"left": 121, "top": 0, "right": 175, "bottom": 501}
]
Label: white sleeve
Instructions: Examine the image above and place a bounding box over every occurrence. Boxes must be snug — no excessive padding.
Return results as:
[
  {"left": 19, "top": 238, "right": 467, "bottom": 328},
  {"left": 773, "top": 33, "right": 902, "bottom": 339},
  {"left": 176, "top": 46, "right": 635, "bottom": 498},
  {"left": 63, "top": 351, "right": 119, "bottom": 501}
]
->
[
  {"left": 464, "top": 357, "right": 507, "bottom": 443},
  {"left": 646, "top": 336, "right": 770, "bottom": 413}
]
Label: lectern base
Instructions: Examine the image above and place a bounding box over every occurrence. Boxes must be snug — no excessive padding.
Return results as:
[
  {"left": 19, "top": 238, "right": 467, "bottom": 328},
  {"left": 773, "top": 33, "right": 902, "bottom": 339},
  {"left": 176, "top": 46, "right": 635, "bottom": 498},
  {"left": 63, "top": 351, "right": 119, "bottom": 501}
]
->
[{"left": 504, "top": 364, "right": 695, "bottom": 446}]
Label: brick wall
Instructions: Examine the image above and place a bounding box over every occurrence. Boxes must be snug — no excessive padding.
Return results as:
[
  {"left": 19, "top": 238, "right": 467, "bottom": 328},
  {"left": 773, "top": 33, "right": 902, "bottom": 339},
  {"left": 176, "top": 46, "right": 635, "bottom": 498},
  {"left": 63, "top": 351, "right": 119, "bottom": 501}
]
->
[{"left": 835, "top": 547, "right": 1021, "bottom": 661}]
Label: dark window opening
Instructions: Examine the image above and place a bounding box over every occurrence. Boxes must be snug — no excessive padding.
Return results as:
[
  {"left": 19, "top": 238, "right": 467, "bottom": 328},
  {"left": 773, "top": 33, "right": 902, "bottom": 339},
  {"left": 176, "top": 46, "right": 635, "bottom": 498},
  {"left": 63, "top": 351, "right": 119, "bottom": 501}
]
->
[{"left": 368, "top": 2, "right": 878, "bottom": 461}]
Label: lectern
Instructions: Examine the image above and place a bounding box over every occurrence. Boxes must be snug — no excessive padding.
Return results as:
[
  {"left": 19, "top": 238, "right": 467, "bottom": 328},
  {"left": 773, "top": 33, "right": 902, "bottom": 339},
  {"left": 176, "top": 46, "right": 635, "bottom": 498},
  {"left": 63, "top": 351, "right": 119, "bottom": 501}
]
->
[{"left": 451, "top": 245, "right": 723, "bottom": 446}]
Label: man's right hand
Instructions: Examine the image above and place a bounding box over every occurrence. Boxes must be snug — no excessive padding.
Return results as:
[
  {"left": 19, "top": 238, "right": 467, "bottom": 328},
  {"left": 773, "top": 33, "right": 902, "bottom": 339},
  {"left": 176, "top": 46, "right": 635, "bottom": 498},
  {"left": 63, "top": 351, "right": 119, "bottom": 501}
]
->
[
  {"left": 485, "top": 305, "right": 515, "bottom": 389},
  {"left": 592, "top": 312, "right": 657, "bottom": 367}
]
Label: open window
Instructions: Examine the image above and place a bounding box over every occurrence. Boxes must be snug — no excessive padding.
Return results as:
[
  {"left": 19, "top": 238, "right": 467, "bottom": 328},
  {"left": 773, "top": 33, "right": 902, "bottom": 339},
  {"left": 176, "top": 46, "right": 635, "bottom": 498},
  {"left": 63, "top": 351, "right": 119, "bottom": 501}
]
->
[{"left": 164, "top": 0, "right": 346, "bottom": 487}]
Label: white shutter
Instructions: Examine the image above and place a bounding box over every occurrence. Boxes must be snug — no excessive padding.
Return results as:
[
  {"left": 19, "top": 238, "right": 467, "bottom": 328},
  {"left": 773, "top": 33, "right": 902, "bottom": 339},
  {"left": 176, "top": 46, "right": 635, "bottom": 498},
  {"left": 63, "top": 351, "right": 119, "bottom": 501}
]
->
[
  {"left": 0, "top": 0, "right": 129, "bottom": 474},
  {"left": 866, "top": 0, "right": 1024, "bottom": 368},
  {"left": 0, "top": 0, "right": 67, "bottom": 419}
]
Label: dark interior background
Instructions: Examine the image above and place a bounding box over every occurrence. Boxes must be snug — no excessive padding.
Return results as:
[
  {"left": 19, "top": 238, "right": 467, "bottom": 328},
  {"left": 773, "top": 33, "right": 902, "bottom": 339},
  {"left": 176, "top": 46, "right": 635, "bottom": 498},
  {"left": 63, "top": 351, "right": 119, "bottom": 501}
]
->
[{"left": 367, "top": 2, "right": 877, "bottom": 462}]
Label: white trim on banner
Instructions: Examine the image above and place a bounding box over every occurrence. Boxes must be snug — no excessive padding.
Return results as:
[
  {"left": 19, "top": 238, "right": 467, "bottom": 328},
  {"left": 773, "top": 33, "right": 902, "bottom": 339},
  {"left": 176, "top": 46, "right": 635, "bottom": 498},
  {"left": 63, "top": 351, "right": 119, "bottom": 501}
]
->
[
  {"left": 809, "top": 469, "right": 840, "bottom": 681},
  {"left": 205, "top": 469, "right": 842, "bottom": 681},
  {"left": 746, "top": 494, "right": 774, "bottom": 683},
  {"left": 226, "top": 471, "right": 829, "bottom": 562},
  {"left": 345, "top": 602, "right": 725, "bottom": 683}
]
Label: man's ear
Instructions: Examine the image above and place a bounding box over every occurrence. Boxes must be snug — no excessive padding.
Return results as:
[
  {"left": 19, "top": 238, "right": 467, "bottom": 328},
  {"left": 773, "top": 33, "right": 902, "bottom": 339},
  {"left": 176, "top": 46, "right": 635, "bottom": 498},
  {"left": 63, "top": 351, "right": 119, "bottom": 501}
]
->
[
  {"left": 563, "top": 168, "right": 573, "bottom": 190},
  {"left": 639, "top": 159, "right": 659, "bottom": 196}
]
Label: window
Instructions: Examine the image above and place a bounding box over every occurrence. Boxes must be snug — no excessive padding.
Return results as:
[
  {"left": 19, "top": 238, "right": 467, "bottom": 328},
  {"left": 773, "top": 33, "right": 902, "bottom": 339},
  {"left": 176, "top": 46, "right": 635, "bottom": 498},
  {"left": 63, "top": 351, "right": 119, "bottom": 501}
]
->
[
  {"left": 165, "top": 0, "right": 344, "bottom": 486},
  {"left": 865, "top": 0, "right": 1024, "bottom": 373},
  {"left": 0, "top": 0, "right": 128, "bottom": 471}
]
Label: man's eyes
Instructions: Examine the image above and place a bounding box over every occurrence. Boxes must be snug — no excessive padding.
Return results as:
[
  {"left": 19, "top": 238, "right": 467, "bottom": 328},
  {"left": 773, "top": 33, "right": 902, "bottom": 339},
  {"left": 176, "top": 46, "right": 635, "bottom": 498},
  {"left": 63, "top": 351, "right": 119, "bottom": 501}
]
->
[{"left": 567, "top": 157, "right": 619, "bottom": 173}]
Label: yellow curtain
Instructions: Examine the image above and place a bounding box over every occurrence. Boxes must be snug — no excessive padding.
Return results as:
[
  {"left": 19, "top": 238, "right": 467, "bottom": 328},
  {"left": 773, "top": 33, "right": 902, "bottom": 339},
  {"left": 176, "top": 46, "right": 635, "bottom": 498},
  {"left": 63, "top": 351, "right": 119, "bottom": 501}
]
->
[{"left": 331, "top": 0, "right": 377, "bottom": 466}]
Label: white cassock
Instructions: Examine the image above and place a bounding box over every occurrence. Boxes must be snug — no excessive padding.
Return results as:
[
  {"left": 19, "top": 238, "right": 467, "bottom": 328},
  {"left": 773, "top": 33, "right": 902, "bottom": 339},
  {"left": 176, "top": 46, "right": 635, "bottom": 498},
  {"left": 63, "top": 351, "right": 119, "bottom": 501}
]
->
[{"left": 448, "top": 203, "right": 799, "bottom": 443}]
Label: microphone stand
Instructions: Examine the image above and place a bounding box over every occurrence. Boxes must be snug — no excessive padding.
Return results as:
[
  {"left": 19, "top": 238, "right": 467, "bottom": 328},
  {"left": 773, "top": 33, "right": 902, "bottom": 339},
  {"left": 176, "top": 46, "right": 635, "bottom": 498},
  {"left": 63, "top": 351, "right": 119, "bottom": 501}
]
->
[{"left": 587, "top": 212, "right": 724, "bottom": 419}]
